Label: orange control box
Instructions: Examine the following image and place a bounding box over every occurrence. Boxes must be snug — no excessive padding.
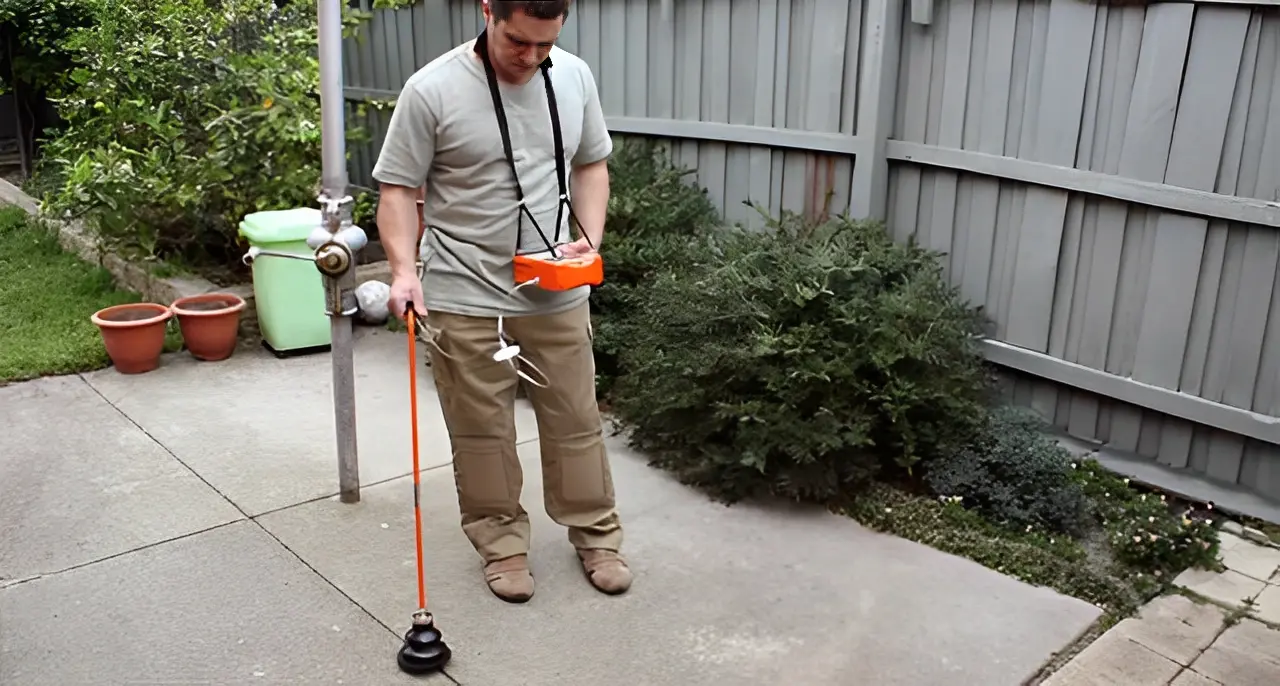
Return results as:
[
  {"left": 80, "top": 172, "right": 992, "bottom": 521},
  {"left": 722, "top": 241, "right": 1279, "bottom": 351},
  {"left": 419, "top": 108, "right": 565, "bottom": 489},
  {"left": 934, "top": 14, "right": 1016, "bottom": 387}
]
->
[{"left": 513, "top": 252, "right": 604, "bottom": 291}]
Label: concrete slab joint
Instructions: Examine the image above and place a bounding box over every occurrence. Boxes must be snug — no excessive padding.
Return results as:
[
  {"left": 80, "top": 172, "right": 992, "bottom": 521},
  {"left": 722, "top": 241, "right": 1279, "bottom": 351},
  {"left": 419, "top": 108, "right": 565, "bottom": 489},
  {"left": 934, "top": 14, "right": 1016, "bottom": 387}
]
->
[{"left": 1109, "top": 595, "right": 1225, "bottom": 666}]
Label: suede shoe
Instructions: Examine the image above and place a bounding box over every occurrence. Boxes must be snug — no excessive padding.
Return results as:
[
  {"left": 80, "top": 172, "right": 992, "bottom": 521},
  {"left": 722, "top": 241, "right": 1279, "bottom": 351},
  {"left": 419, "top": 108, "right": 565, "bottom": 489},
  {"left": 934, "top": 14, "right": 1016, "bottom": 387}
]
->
[
  {"left": 578, "top": 549, "right": 632, "bottom": 595},
  {"left": 484, "top": 554, "right": 534, "bottom": 603}
]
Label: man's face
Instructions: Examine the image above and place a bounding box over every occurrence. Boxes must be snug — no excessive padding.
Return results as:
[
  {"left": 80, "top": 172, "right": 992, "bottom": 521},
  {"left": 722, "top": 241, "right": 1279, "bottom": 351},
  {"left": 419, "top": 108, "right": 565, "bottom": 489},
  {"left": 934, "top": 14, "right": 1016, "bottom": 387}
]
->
[{"left": 484, "top": 6, "right": 563, "bottom": 80}]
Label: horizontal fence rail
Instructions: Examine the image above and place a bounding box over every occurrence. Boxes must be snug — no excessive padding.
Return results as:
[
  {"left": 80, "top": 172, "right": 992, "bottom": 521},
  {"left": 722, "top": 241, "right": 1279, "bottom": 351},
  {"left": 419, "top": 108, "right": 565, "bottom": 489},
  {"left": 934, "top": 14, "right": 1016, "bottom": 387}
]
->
[{"left": 343, "top": 0, "right": 1280, "bottom": 503}]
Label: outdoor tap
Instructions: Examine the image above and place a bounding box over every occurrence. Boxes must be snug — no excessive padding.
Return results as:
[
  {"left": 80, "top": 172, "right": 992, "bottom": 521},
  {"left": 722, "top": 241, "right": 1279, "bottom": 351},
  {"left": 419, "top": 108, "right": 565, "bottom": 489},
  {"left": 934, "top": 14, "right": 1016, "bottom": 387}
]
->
[{"left": 314, "top": 241, "right": 352, "bottom": 277}]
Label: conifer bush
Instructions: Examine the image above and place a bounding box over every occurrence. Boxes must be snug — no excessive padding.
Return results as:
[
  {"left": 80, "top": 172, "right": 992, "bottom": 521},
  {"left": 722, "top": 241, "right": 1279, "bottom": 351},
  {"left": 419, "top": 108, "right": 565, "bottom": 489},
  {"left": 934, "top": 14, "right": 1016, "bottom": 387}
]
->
[
  {"left": 593, "top": 138, "right": 721, "bottom": 397},
  {"left": 608, "top": 210, "right": 995, "bottom": 504}
]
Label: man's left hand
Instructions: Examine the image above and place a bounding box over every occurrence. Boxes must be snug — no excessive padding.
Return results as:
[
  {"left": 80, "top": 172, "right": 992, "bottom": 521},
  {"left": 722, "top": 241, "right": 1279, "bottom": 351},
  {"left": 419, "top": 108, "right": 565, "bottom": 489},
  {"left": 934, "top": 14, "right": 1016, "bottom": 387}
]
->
[{"left": 557, "top": 237, "right": 598, "bottom": 258}]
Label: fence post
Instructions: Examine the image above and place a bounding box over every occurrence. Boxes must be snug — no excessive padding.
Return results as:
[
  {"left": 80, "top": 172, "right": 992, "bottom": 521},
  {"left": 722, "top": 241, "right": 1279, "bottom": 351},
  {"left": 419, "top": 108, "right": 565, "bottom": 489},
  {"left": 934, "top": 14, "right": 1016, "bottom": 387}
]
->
[{"left": 851, "top": 0, "right": 904, "bottom": 221}]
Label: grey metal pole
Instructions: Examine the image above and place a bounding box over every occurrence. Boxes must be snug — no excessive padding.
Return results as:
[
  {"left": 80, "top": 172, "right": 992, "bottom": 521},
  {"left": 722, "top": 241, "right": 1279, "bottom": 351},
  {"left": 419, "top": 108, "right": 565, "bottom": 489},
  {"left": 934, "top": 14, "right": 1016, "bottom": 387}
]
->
[
  {"left": 318, "top": 0, "right": 348, "bottom": 200},
  {"left": 317, "top": 0, "right": 361, "bottom": 504}
]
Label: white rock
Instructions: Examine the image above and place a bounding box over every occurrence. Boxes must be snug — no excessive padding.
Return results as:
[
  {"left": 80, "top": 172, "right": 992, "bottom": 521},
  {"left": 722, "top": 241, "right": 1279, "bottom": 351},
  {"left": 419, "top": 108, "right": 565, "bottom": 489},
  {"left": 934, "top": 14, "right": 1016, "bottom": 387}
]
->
[{"left": 354, "top": 280, "right": 391, "bottom": 324}]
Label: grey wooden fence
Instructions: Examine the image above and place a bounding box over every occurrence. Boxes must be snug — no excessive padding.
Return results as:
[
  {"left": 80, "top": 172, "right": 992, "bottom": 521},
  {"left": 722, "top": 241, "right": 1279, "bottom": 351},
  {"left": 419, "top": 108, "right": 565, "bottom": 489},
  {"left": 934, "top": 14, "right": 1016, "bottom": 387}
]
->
[{"left": 342, "top": 0, "right": 1280, "bottom": 506}]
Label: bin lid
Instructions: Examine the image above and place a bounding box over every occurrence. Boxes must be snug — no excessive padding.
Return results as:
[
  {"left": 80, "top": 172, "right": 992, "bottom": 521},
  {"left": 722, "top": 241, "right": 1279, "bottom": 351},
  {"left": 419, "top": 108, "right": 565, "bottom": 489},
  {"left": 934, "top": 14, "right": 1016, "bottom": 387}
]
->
[{"left": 238, "top": 208, "right": 323, "bottom": 245}]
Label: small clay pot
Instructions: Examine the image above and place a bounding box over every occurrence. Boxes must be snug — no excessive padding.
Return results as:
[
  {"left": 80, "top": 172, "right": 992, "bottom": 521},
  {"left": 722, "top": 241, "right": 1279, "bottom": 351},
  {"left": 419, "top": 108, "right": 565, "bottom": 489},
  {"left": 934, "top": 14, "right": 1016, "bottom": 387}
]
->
[
  {"left": 91, "top": 302, "right": 173, "bottom": 374},
  {"left": 171, "top": 292, "right": 247, "bottom": 362}
]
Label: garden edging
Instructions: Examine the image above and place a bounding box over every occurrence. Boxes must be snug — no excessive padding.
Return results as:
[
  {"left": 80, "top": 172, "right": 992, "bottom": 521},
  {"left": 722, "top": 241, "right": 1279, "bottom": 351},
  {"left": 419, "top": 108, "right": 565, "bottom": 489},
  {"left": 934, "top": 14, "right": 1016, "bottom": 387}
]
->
[{"left": 0, "top": 178, "right": 395, "bottom": 341}]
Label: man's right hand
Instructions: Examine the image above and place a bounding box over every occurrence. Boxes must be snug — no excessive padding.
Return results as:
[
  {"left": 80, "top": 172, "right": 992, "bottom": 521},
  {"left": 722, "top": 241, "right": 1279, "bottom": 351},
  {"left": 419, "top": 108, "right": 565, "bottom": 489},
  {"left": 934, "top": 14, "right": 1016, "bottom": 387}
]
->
[{"left": 389, "top": 274, "right": 427, "bottom": 318}]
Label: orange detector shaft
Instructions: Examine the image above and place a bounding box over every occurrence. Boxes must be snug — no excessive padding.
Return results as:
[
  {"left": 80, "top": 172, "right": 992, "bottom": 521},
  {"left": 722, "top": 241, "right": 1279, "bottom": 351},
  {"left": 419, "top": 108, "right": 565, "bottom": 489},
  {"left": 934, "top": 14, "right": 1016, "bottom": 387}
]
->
[{"left": 405, "top": 307, "right": 427, "bottom": 611}]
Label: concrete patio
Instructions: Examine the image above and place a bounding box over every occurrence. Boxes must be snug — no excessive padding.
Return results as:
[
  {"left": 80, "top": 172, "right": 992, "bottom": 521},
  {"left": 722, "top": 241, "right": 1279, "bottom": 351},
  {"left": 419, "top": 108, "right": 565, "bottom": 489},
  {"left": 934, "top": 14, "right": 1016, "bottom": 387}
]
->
[{"left": 1, "top": 326, "right": 1103, "bottom": 685}]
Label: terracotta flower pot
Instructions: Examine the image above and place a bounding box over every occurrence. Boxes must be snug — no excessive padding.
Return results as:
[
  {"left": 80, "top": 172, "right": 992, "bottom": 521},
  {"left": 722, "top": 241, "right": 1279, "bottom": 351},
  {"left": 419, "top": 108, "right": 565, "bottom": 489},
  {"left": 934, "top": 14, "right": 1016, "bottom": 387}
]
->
[
  {"left": 91, "top": 302, "right": 173, "bottom": 374},
  {"left": 171, "top": 292, "right": 247, "bottom": 362}
]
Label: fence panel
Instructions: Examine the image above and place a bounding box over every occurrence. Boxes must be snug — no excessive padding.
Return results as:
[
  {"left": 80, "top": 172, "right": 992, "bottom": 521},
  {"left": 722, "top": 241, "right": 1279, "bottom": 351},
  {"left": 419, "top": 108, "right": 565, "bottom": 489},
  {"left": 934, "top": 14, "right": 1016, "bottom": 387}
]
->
[
  {"left": 342, "top": 0, "right": 1280, "bottom": 504},
  {"left": 343, "top": 0, "right": 869, "bottom": 228},
  {"left": 889, "top": 0, "right": 1280, "bottom": 498}
]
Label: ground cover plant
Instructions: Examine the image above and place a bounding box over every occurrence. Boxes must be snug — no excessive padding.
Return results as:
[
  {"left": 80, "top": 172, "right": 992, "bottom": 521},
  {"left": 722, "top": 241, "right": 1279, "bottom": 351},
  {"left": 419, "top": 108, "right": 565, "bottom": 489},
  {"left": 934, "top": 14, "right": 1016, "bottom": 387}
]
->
[{"left": 855, "top": 407, "right": 1220, "bottom": 622}]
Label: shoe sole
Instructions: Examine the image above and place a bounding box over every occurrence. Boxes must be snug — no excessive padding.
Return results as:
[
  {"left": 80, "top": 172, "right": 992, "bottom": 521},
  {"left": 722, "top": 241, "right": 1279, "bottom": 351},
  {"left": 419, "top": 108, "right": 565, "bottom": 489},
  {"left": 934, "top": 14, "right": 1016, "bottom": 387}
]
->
[
  {"left": 490, "top": 588, "right": 534, "bottom": 603},
  {"left": 486, "top": 572, "right": 534, "bottom": 604}
]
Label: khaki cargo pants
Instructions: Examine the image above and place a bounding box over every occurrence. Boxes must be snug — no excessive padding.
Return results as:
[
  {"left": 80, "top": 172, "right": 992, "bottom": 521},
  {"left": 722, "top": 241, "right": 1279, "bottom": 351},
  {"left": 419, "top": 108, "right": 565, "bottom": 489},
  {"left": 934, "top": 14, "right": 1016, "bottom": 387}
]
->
[{"left": 425, "top": 301, "right": 623, "bottom": 563}]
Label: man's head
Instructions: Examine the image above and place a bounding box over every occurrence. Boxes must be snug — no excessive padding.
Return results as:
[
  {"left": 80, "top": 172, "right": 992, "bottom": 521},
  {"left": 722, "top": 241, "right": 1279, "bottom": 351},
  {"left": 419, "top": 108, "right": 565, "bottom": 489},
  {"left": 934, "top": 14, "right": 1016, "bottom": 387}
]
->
[{"left": 481, "top": 0, "right": 571, "bottom": 81}]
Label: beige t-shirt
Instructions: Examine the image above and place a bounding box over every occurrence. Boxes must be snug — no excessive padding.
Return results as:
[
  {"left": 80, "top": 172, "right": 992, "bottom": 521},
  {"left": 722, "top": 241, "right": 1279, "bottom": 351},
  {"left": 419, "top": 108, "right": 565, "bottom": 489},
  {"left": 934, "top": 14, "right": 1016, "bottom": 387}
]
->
[{"left": 372, "top": 38, "right": 612, "bottom": 318}]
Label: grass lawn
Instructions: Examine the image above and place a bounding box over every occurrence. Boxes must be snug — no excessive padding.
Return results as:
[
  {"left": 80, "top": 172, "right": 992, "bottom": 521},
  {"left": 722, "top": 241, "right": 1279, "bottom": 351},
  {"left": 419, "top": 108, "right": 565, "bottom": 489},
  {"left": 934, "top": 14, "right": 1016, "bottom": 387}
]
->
[{"left": 0, "top": 205, "right": 178, "bottom": 384}]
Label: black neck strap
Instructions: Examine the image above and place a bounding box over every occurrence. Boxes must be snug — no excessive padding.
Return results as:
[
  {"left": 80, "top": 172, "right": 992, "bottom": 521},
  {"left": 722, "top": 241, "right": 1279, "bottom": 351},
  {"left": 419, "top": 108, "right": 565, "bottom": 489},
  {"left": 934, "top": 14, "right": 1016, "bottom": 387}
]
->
[{"left": 475, "top": 30, "right": 587, "bottom": 256}]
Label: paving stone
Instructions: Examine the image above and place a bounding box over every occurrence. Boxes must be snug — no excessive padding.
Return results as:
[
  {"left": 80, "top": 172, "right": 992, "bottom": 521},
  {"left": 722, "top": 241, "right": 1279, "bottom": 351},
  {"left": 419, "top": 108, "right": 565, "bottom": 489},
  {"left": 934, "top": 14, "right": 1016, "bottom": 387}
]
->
[
  {"left": 1218, "top": 530, "right": 1248, "bottom": 552},
  {"left": 1041, "top": 631, "right": 1182, "bottom": 686},
  {"left": 1110, "top": 594, "right": 1226, "bottom": 665},
  {"left": 1241, "top": 526, "right": 1272, "bottom": 546},
  {"left": 1174, "top": 568, "right": 1267, "bottom": 609},
  {"left": 1252, "top": 584, "right": 1280, "bottom": 626},
  {"left": 1220, "top": 540, "right": 1280, "bottom": 582},
  {"left": 1222, "top": 521, "right": 1246, "bottom": 537},
  {"left": 1170, "top": 669, "right": 1223, "bottom": 685},
  {"left": 1189, "top": 618, "right": 1280, "bottom": 685}
]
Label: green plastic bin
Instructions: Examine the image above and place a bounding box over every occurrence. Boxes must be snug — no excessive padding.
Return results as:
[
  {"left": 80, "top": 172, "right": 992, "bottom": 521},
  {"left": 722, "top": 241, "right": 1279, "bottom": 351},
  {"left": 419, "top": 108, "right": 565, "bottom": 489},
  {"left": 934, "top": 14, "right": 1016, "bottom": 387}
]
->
[{"left": 238, "top": 208, "right": 331, "bottom": 354}]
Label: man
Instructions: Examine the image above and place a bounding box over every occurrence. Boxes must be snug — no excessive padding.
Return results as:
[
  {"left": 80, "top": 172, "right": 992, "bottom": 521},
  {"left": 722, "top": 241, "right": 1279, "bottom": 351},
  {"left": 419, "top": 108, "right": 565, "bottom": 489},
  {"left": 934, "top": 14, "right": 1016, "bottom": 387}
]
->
[{"left": 372, "top": 0, "right": 630, "bottom": 604}]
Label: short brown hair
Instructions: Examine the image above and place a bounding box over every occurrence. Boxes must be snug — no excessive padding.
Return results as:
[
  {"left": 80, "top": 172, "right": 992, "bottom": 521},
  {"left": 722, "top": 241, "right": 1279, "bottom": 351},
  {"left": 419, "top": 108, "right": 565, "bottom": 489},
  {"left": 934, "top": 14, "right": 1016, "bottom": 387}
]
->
[{"left": 489, "top": 0, "right": 572, "bottom": 22}]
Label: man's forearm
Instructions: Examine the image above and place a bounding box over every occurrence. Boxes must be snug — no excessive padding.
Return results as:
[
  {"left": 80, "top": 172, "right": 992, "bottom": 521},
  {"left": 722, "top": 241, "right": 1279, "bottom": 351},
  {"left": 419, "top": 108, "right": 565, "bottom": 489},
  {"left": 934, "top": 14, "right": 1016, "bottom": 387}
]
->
[
  {"left": 571, "top": 159, "right": 609, "bottom": 247},
  {"left": 377, "top": 184, "right": 422, "bottom": 280}
]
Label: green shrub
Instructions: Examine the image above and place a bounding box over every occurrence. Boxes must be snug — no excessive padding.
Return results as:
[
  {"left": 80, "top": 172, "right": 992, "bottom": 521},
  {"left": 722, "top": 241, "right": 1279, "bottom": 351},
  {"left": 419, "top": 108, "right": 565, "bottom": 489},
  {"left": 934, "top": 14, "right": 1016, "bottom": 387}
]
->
[
  {"left": 593, "top": 137, "right": 721, "bottom": 397},
  {"left": 29, "top": 0, "right": 376, "bottom": 276},
  {"left": 1, "top": 0, "right": 95, "bottom": 98},
  {"left": 924, "top": 406, "right": 1092, "bottom": 536},
  {"left": 609, "top": 210, "right": 994, "bottom": 504}
]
